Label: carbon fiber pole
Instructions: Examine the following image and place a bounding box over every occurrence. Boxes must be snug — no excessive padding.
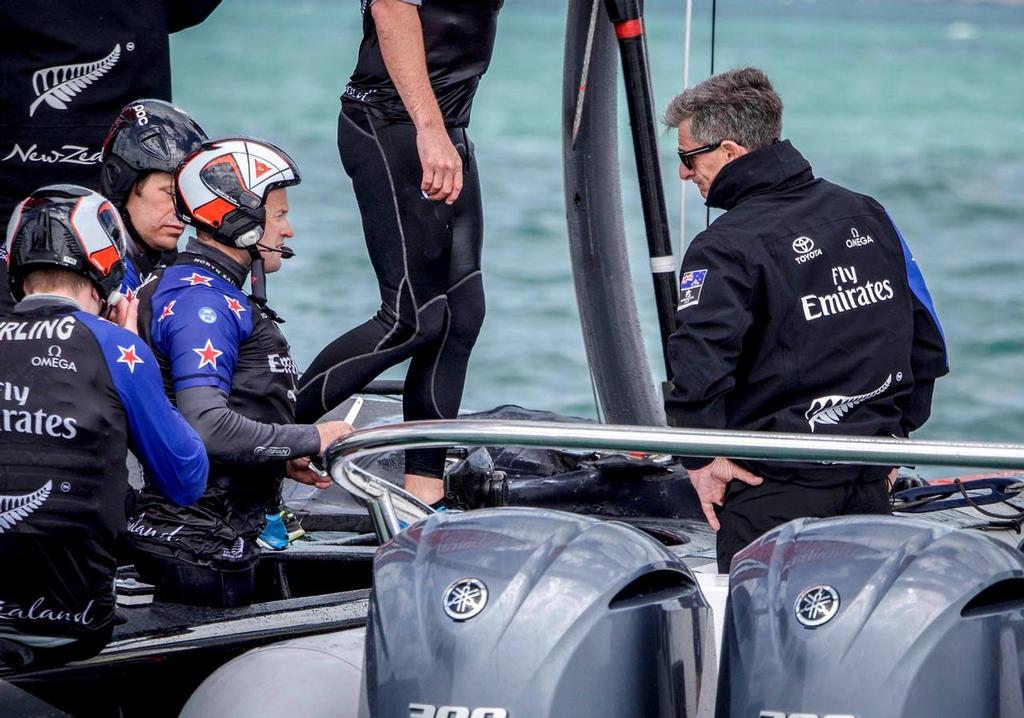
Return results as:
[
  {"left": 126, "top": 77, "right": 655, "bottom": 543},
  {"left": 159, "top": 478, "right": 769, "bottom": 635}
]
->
[
  {"left": 563, "top": 0, "right": 664, "bottom": 426},
  {"left": 604, "top": 0, "right": 679, "bottom": 380}
]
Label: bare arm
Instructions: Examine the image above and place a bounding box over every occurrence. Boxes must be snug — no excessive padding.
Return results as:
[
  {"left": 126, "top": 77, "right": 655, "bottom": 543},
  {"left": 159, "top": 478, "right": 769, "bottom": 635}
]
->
[{"left": 372, "top": 0, "right": 463, "bottom": 204}]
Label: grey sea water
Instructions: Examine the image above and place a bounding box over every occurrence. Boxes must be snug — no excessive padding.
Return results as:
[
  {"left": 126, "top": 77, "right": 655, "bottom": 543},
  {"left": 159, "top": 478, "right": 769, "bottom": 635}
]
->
[{"left": 171, "top": 0, "right": 1024, "bottom": 461}]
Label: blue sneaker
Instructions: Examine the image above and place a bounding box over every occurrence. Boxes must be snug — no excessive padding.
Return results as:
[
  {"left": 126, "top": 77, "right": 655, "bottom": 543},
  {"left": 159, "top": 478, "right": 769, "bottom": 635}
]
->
[
  {"left": 257, "top": 512, "right": 289, "bottom": 550},
  {"left": 398, "top": 503, "right": 450, "bottom": 531}
]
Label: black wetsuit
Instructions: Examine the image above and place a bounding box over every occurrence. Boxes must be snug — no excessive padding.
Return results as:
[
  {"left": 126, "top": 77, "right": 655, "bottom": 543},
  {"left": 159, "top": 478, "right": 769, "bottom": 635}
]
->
[
  {"left": 665, "top": 140, "right": 948, "bottom": 572},
  {"left": 0, "top": 296, "right": 207, "bottom": 667},
  {"left": 130, "top": 241, "right": 318, "bottom": 607},
  {"left": 0, "top": 0, "right": 220, "bottom": 313},
  {"left": 296, "top": 0, "right": 502, "bottom": 479}
]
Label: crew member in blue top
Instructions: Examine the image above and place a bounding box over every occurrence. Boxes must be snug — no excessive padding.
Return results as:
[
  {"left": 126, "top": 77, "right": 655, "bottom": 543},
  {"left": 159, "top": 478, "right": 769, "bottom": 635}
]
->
[
  {"left": 0, "top": 185, "right": 208, "bottom": 669},
  {"left": 128, "top": 137, "right": 353, "bottom": 608},
  {"left": 100, "top": 99, "right": 208, "bottom": 298}
]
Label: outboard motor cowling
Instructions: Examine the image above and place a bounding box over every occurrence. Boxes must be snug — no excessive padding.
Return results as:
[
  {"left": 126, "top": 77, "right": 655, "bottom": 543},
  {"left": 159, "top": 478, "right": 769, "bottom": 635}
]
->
[
  {"left": 718, "top": 515, "right": 1024, "bottom": 718},
  {"left": 362, "top": 508, "right": 710, "bottom": 718}
]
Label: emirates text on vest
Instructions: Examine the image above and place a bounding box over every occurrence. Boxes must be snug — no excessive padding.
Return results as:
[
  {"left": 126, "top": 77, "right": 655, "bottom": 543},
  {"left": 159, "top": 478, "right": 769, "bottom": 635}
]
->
[{"left": 801, "top": 265, "right": 894, "bottom": 321}]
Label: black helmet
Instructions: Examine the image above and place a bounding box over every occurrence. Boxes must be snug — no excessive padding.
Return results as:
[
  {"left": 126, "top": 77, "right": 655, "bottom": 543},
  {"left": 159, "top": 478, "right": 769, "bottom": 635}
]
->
[
  {"left": 174, "top": 137, "right": 301, "bottom": 248},
  {"left": 101, "top": 99, "right": 208, "bottom": 205},
  {"left": 5, "top": 185, "right": 127, "bottom": 303}
]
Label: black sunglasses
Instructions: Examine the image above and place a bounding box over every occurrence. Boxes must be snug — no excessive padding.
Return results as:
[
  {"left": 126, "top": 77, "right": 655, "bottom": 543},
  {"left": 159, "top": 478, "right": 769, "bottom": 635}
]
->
[{"left": 677, "top": 141, "right": 721, "bottom": 170}]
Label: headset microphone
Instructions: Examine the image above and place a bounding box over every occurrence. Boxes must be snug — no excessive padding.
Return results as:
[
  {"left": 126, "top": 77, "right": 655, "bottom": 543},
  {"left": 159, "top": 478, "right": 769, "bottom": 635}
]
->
[{"left": 256, "top": 242, "right": 295, "bottom": 259}]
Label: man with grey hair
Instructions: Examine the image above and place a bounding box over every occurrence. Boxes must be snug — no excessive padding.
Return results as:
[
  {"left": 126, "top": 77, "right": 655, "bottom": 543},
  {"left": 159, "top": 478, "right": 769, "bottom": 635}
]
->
[{"left": 663, "top": 67, "right": 948, "bottom": 572}]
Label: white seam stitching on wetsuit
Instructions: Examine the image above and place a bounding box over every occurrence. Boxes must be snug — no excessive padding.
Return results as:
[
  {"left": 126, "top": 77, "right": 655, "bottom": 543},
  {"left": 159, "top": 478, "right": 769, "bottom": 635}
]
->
[
  {"left": 425, "top": 270, "right": 481, "bottom": 417},
  {"left": 301, "top": 294, "right": 446, "bottom": 397},
  {"left": 317, "top": 113, "right": 420, "bottom": 412},
  {"left": 373, "top": 276, "right": 406, "bottom": 352},
  {"left": 428, "top": 302, "right": 452, "bottom": 417},
  {"left": 447, "top": 269, "right": 481, "bottom": 294},
  {"left": 307, "top": 295, "right": 448, "bottom": 413},
  {"left": 369, "top": 113, "right": 418, "bottom": 311}
]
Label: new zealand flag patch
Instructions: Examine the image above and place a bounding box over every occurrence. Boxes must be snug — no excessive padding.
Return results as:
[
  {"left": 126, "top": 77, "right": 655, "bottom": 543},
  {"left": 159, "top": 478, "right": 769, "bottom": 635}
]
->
[{"left": 678, "top": 269, "right": 708, "bottom": 309}]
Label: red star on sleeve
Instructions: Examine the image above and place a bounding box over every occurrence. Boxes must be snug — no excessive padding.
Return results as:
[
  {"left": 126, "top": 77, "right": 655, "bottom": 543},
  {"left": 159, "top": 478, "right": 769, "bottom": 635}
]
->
[
  {"left": 181, "top": 272, "right": 214, "bottom": 287},
  {"left": 193, "top": 339, "right": 224, "bottom": 370},
  {"left": 158, "top": 300, "right": 176, "bottom": 321},
  {"left": 116, "top": 344, "right": 144, "bottom": 374},
  {"left": 224, "top": 296, "right": 247, "bottom": 319}
]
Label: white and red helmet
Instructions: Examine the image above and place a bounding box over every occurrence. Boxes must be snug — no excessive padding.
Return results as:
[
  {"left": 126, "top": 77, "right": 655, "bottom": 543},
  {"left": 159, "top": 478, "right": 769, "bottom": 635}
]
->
[
  {"left": 174, "top": 137, "right": 301, "bottom": 248},
  {"left": 5, "top": 185, "right": 127, "bottom": 302}
]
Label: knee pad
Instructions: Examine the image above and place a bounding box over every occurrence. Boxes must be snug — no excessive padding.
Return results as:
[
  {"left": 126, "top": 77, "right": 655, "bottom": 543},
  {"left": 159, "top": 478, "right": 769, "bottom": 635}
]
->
[
  {"left": 413, "top": 296, "right": 449, "bottom": 345},
  {"left": 446, "top": 272, "right": 485, "bottom": 346},
  {"left": 376, "top": 295, "right": 448, "bottom": 352}
]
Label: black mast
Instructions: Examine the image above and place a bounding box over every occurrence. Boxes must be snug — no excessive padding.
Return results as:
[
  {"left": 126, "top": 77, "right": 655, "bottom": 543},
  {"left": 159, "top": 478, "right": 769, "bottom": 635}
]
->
[
  {"left": 562, "top": 0, "right": 664, "bottom": 426},
  {"left": 603, "top": 0, "right": 679, "bottom": 381}
]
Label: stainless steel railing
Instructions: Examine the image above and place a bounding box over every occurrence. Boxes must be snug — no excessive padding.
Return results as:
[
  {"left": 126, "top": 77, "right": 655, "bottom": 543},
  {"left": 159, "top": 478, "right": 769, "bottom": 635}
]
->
[
  {"left": 328, "top": 419, "right": 1024, "bottom": 470},
  {"left": 326, "top": 419, "right": 1024, "bottom": 541}
]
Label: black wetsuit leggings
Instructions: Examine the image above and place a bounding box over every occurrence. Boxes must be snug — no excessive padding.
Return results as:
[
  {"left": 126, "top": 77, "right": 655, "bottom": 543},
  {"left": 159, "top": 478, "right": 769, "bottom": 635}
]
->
[{"left": 296, "top": 104, "right": 485, "bottom": 478}]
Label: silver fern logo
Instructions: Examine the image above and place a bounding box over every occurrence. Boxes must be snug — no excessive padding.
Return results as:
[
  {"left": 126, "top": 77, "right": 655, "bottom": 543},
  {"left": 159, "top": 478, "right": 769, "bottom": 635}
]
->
[
  {"left": 0, "top": 481, "right": 52, "bottom": 533},
  {"left": 29, "top": 44, "right": 122, "bottom": 117},
  {"left": 221, "top": 536, "right": 245, "bottom": 560},
  {"left": 805, "top": 375, "right": 893, "bottom": 432}
]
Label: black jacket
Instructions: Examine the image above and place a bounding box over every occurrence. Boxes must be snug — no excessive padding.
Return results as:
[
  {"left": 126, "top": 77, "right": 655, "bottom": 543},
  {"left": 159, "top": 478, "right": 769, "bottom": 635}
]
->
[
  {"left": 0, "top": 298, "right": 206, "bottom": 644},
  {"left": 666, "top": 140, "right": 948, "bottom": 483}
]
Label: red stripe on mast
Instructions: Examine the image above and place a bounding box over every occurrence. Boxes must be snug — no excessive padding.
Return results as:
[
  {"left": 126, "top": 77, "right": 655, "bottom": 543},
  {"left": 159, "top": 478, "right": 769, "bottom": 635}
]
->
[{"left": 615, "top": 19, "right": 643, "bottom": 39}]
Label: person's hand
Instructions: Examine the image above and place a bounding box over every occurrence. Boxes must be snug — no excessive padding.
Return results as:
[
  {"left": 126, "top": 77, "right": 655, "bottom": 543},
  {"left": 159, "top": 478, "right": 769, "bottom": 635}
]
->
[
  {"left": 687, "top": 457, "right": 763, "bottom": 531},
  {"left": 887, "top": 467, "right": 899, "bottom": 492},
  {"left": 110, "top": 296, "right": 139, "bottom": 334},
  {"left": 416, "top": 127, "right": 463, "bottom": 204},
  {"left": 287, "top": 457, "right": 332, "bottom": 490},
  {"left": 316, "top": 420, "right": 354, "bottom": 454}
]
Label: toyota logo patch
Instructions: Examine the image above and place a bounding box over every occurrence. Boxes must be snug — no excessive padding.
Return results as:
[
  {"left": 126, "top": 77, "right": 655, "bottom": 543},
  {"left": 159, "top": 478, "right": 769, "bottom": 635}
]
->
[
  {"left": 443, "top": 578, "right": 489, "bottom": 621},
  {"left": 794, "top": 584, "right": 840, "bottom": 627},
  {"left": 792, "top": 236, "right": 815, "bottom": 254}
]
